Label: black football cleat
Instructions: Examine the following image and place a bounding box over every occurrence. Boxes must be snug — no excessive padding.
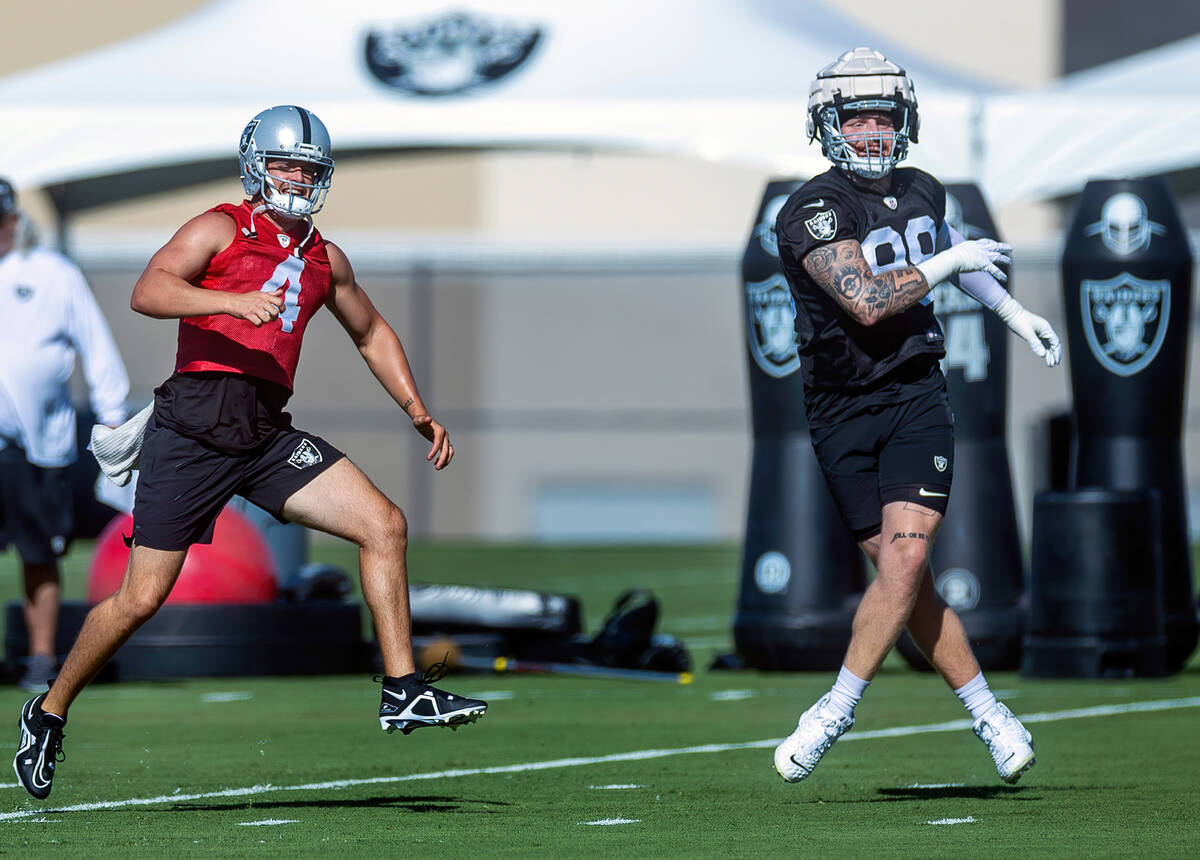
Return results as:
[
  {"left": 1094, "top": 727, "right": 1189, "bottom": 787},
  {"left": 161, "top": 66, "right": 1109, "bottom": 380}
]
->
[
  {"left": 14, "top": 694, "right": 66, "bottom": 800},
  {"left": 377, "top": 659, "right": 487, "bottom": 735}
]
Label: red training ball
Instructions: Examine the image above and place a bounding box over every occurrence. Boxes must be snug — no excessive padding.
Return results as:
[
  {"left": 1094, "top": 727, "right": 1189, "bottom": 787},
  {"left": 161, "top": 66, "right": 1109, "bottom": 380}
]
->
[{"left": 88, "top": 507, "right": 279, "bottom": 604}]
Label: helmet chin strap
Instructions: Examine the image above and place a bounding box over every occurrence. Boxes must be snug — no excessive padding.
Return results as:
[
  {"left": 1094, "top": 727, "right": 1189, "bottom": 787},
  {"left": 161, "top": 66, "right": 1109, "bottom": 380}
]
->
[{"left": 247, "top": 201, "right": 316, "bottom": 256}]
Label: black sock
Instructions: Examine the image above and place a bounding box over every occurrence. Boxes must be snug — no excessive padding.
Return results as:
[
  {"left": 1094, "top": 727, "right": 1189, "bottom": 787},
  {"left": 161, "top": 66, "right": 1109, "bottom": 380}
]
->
[{"left": 383, "top": 673, "right": 419, "bottom": 688}]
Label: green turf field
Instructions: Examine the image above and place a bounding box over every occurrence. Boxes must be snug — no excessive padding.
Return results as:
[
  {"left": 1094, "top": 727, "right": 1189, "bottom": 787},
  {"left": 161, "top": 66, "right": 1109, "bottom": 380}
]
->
[{"left": 1, "top": 542, "right": 1198, "bottom": 856}]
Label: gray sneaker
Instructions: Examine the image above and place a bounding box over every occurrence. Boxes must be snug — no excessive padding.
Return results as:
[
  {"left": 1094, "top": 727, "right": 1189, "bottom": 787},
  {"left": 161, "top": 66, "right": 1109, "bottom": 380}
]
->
[{"left": 17, "top": 655, "right": 56, "bottom": 694}]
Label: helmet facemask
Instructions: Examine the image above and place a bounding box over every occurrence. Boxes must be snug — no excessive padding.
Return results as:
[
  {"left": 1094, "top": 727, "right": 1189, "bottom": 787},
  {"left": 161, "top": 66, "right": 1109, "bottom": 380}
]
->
[
  {"left": 253, "top": 150, "right": 334, "bottom": 218},
  {"left": 816, "top": 98, "right": 913, "bottom": 180}
]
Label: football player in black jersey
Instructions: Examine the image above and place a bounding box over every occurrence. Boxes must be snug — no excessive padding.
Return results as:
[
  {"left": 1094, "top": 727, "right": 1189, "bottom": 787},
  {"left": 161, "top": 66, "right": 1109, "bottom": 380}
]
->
[{"left": 772, "top": 48, "right": 1061, "bottom": 787}]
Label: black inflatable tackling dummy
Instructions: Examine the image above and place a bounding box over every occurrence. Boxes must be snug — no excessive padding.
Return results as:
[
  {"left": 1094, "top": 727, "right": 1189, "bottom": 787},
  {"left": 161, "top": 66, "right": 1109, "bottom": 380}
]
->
[
  {"left": 1023, "top": 489, "right": 1167, "bottom": 678},
  {"left": 896, "top": 185, "right": 1025, "bottom": 671},
  {"left": 1051, "top": 177, "right": 1198, "bottom": 674},
  {"left": 732, "top": 180, "right": 866, "bottom": 670}
]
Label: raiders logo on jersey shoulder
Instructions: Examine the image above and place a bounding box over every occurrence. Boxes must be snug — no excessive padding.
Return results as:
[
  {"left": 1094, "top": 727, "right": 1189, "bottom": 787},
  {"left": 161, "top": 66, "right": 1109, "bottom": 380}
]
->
[{"left": 804, "top": 209, "right": 837, "bottom": 241}]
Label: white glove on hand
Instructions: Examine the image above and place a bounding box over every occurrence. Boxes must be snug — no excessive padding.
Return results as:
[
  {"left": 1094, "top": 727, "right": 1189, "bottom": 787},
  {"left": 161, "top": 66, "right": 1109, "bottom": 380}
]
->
[
  {"left": 916, "top": 238, "right": 1012, "bottom": 286},
  {"left": 995, "top": 294, "right": 1062, "bottom": 367}
]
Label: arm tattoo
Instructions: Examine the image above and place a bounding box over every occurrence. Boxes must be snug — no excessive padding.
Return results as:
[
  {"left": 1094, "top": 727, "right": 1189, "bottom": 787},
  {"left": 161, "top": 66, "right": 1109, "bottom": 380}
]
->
[
  {"left": 838, "top": 270, "right": 864, "bottom": 299},
  {"left": 401, "top": 397, "right": 414, "bottom": 413},
  {"left": 806, "top": 245, "right": 835, "bottom": 276},
  {"left": 890, "top": 531, "right": 929, "bottom": 544},
  {"left": 803, "top": 239, "right": 930, "bottom": 325}
]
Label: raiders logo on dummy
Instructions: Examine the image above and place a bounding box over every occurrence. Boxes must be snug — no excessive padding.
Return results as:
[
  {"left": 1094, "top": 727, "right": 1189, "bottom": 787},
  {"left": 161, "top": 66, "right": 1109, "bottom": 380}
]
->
[
  {"left": 744, "top": 274, "right": 801, "bottom": 378},
  {"left": 1081, "top": 274, "right": 1170, "bottom": 377},
  {"left": 753, "top": 194, "right": 791, "bottom": 256},
  {"left": 1083, "top": 192, "right": 1166, "bottom": 257}
]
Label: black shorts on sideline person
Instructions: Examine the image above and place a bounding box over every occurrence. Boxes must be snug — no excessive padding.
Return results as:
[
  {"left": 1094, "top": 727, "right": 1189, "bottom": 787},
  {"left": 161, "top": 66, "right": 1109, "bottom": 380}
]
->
[{"left": 0, "top": 445, "right": 73, "bottom": 565}]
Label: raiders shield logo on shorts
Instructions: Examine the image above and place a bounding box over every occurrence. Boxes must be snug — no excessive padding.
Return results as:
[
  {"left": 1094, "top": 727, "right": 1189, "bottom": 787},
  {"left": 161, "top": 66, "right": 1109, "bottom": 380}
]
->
[
  {"left": 287, "top": 439, "right": 323, "bottom": 470},
  {"left": 804, "top": 209, "right": 837, "bottom": 241}
]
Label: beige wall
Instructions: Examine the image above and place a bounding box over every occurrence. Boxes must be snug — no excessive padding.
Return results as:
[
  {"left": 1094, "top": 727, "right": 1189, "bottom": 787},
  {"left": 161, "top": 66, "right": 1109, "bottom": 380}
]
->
[
  {"left": 0, "top": 1, "right": 211, "bottom": 77},
  {"left": 832, "top": 0, "right": 1061, "bottom": 88}
]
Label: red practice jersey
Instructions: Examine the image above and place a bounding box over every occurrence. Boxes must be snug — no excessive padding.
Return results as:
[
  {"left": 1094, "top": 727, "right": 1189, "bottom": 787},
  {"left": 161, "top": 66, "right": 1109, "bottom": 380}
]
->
[{"left": 174, "top": 201, "right": 333, "bottom": 391}]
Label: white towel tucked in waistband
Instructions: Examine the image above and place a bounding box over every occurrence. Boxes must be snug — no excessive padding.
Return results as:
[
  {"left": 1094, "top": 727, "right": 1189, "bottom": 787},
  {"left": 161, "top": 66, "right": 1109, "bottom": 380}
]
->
[{"left": 90, "top": 401, "right": 153, "bottom": 487}]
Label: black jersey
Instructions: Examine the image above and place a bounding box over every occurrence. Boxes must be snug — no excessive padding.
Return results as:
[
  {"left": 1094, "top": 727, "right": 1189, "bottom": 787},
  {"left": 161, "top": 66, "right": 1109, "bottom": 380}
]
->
[{"left": 776, "top": 167, "right": 947, "bottom": 423}]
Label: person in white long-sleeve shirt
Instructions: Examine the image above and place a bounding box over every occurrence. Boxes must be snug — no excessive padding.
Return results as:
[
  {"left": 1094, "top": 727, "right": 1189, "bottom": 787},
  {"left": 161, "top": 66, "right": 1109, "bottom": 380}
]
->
[{"left": 0, "top": 178, "right": 129, "bottom": 692}]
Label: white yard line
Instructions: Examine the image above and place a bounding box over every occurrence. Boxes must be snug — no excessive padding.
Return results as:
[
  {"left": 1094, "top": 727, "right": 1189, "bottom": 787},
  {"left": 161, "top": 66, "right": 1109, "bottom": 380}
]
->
[
  {"left": 3, "top": 696, "right": 1197, "bottom": 822},
  {"left": 710, "top": 690, "right": 756, "bottom": 701},
  {"left": 201, "top": 693, "right": 253, "bottom": 703},
  {"left": 927, "top": 816, "right": 976, "bottom": 825}
]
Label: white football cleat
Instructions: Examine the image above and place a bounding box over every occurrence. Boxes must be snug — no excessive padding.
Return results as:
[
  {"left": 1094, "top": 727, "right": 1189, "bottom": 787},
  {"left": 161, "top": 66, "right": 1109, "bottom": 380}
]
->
[
  {"left": 773, "top": 694, "right": 854, "bottom": 783},
  {"left": 973, "top": 702, "right": 1035, "bottom": 784}
]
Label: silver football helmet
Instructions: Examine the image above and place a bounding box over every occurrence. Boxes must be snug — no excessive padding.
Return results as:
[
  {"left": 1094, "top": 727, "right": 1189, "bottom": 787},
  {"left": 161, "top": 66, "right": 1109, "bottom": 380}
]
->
[
  {"left": 238, "top": 105, "right": 335, "bottom": 218},
  {"left": 806, "top": 47, "right": 919, "bottom": 179}
]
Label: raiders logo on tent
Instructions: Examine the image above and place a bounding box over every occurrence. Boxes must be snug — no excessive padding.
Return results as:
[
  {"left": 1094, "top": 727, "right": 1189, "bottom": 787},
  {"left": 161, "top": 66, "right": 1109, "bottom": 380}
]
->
[
  {"left": 364, "top": 11, "right": 543, "bottom": 96},
  {"left": 744, "top": 274, "right": 800, "bottom": 378},
  {"left": 803, "top": 209, "right": 837, "bottom": 241},
  {"left": 1081, "top": 274, "right": 1170, "bottom": 377}
]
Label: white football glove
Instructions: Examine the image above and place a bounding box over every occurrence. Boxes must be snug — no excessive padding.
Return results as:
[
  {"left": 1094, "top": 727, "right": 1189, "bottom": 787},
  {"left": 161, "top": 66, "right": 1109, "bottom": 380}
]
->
[
  {"left": 916, "top": 238, "right": 1012, "bottom": 286},
  {"left": 995, "top": 294, "right": 1062, "bottom": 367}
]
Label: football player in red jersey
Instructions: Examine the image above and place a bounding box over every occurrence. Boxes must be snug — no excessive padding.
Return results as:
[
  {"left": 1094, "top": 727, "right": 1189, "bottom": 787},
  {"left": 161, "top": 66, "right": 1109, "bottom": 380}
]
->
[{"left": 14, "top": 106, "right": 485, "bottom": 801}]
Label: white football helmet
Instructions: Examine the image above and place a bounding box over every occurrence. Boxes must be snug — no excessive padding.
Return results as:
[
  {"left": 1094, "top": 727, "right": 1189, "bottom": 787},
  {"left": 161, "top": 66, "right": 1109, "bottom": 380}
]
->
[
  {"left": 238, "top": 105, "right": 335, "bottom": 218},
  {"left": 807, "top": 47, "right": 919, "bottom": 179}
]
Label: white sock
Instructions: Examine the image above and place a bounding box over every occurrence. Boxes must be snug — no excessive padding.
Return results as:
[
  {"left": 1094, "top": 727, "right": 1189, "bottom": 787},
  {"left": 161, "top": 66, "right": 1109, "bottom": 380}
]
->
[
  {"left": 954, "top": 672, "right": 999, "bottom": 721},
  {"left": 826, "top": 666, "right": 869, "bottom": 720}
]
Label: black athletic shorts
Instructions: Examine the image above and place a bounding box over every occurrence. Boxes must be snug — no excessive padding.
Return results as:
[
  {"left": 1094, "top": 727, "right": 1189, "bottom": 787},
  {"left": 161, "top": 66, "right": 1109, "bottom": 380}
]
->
[
  {"left": 131, "top": 414, "right": 345, "bottom": 551},
  {"left": 0, "top": 445, "right": 73, "bottom": 565},
  {"left": 809, "top": 382, "right": 954, "bottom": 542}
]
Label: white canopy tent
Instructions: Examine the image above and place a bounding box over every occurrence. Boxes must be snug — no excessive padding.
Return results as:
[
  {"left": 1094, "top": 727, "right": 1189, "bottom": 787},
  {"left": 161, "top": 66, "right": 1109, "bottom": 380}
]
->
[
  {"left": 978, "top": 33, "right": 1200, "bottom": 202},
  {"left": 0, "top": 0, "right": 986, "bottom": 220},
  {"left": 1, "top": 0, "right": 1194, "bottom": 220}
]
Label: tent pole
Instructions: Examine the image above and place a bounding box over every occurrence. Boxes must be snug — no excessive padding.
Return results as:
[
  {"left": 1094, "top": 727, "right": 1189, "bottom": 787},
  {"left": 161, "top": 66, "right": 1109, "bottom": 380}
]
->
[{"left": 970, "top": 96, "right": 986, "bottom": 187}]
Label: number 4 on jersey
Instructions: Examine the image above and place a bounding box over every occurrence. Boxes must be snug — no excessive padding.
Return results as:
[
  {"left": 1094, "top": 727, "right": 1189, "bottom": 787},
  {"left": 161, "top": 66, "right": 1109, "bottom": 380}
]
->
[{"left": 260, "top": 256, "right": 306, "bottom": 332}]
